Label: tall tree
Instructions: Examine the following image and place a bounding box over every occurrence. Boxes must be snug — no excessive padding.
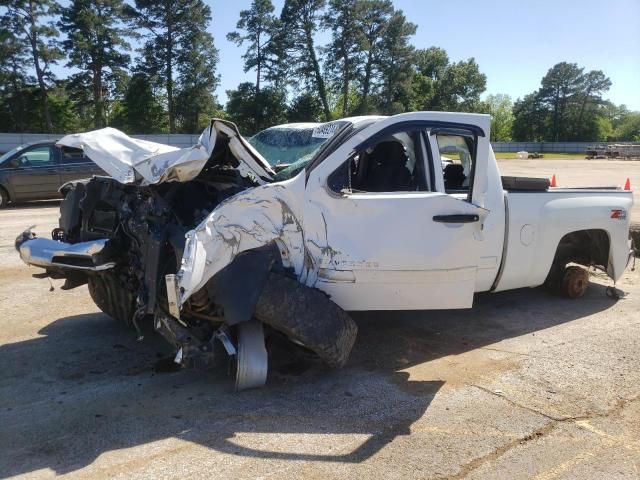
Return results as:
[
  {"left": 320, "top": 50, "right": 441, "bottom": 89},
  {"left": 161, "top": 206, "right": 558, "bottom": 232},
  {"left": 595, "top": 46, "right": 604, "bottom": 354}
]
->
[
  {"left": 279, "top": 0, "right": 331, "bottom": 120},
  {"left": 479, "top": 94, "right": 513, "bottom": 141},
  {"left": 130, "top": 0, "right": 219, "bottom": 133},
  {"left": 112, "top": 72, "right": 166, "bottom": 133},
  {"left": 2, "top": 0, "right": 63, "bottom": 132},
  {"left": 59, "top": 0, "right": 133, "bottom": 129},
  {"left": 287, "top": 92, "right": 323, "bottom": 122},
  {"left": 614, "top": 111, "right": 640, "bottom": 141},
  {"left": 175, "top": 28, "right": 220, "bottom": 133},
  {"left": 225, "top": 82, "right": 287, "bottom": 135},
  {"left": 574, "top": 70, "right": 611, "bottom": 138},
  {"left": 411, "top": 47, "right": 486, "bottom": 112},
  {"left": 375, "top": 9, "right": 416, "bottom": 114},
  {"left": 513, "top": 62, "right": 614, "bottom": 141},
  {"left": 0, "top": 17, "right": 30, "bottom": 131},
  {"left": 537, "top": 62, "right": 584, "bottom": 141},
  {"left": 227, "top": 0, "right": 279, "bottom": 132},
  {"left": 323, "top": 0, "right": 362, "bottom": 117},
  {"left": 354, "top": 0, "right": 393, "bottom": 113},
  {"left": 511, "top": 92, "right": 546, "bottom": 141}
]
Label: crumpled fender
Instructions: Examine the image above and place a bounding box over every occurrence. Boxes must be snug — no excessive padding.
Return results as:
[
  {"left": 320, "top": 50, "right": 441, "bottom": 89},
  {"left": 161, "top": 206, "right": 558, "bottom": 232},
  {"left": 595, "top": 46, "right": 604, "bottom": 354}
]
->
[{"left": 177, "top": 173, "right": 308, "bottom": 305}]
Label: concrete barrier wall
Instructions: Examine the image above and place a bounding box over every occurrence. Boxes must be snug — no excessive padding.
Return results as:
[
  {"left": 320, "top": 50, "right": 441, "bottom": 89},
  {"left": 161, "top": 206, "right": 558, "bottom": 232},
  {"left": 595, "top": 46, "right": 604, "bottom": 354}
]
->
[
  {"left": 492, "top": 141, "right": 637, "bottom": 153},
  {"left": 0, "top": 132, "right": 636, "bottom": 155}
]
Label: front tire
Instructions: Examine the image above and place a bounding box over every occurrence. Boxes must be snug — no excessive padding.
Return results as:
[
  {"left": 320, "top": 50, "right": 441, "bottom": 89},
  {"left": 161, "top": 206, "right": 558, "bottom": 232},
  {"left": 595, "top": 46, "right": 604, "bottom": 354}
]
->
[
  {"left": 88, "top": 272, "right": 136, "bottom": 327},
  {"left": 254, "top": 273, "right": 358, "bottom": 368}
]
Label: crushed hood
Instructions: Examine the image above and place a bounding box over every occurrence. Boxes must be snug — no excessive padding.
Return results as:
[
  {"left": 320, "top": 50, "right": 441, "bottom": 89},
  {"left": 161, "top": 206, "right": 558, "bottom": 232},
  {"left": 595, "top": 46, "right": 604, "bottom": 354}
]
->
[{"left": 57, "top": 119, "right": 276, "bottom": 185}]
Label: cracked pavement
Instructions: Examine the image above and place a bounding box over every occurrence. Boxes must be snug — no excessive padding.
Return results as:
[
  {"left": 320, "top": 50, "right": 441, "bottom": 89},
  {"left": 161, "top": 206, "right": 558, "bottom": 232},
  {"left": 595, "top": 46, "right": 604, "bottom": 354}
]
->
[{"left": 1, "top": 195, "right": 639, "bottom": 479}]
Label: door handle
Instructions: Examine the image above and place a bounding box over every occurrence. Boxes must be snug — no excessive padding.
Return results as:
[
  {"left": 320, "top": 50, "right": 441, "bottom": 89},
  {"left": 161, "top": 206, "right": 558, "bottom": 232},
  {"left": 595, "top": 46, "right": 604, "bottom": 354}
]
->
[{"left": 433, "top": 214, "right": 479, "bottom": 223}]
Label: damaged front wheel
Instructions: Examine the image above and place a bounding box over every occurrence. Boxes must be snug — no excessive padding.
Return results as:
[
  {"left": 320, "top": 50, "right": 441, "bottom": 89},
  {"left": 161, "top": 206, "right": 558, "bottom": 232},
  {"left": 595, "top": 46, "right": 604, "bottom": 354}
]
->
[
  {"left": 88, "top": 272, "right": 136, "bottom": 327},
  {"left": 254, "top": 273, "right": 358, "bottom": 368}
]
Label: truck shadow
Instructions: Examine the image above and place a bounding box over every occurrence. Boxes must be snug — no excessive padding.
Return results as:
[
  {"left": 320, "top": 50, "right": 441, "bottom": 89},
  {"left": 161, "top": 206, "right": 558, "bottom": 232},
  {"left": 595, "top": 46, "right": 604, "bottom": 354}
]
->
[{"left": 0, "top": 282, "right": 619, "bottom": 476}]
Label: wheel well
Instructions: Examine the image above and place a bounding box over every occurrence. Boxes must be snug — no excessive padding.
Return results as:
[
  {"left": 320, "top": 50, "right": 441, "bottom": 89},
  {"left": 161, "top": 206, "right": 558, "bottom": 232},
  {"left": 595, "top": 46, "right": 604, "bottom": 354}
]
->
[{"left": 551, "top": 229, "right": 610, "bottom": 271}]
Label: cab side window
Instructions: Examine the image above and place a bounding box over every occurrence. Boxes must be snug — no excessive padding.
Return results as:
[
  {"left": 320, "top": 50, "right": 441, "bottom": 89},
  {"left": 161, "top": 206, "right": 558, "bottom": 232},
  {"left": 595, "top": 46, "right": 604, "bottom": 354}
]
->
[
  {"left": 437, "top": 134, "right": 474, "bottom": 193},
  {"left": 329, "top": 131, "right": 429, "bottom": 193}
]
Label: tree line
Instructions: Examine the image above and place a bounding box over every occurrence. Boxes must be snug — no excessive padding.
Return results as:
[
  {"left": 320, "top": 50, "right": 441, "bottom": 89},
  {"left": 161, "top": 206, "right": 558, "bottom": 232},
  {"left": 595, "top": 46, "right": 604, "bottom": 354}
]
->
[{"left": 0, "top": 0, "right": 638, "bottom": 142}]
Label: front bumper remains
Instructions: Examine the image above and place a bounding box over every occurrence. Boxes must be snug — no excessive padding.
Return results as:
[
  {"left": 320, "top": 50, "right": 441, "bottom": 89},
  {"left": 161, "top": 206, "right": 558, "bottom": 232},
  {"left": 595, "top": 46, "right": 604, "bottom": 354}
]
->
[{"left": 17, "top": 236, "right": 115, "bottom": 271}]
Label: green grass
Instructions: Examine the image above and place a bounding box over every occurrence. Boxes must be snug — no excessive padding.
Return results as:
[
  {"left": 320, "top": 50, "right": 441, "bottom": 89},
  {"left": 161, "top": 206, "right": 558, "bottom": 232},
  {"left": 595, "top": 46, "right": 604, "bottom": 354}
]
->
[{"left": 494, "top": 152, "right": 587, "bottom": 160}]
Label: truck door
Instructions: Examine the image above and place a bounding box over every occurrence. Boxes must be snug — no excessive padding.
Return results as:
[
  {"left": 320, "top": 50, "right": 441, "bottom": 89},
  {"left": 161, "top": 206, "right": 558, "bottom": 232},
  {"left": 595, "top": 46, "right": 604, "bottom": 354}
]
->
[{"left": 303, "top": 113, "right": 491, "bottom": 311}]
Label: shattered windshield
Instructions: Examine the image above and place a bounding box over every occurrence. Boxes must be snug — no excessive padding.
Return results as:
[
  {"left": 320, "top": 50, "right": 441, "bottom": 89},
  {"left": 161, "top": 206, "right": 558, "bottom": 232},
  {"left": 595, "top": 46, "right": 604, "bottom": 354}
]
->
[{"left": 249, "top": 121, "right": 348, "bottom": 181}]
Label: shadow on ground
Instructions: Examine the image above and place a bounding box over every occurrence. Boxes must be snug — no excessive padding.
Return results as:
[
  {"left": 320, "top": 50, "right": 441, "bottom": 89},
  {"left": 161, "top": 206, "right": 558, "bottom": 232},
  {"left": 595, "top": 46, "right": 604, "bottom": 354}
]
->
[{"left": 0, "top": 283, "right": 618, "bottom": 476}]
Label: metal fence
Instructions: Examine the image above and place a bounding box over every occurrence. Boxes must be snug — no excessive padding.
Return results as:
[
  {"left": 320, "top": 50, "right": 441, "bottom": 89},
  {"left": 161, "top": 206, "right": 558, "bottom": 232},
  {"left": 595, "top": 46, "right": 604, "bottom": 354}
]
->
[{"left": 0, "top": 132, "right": 636, "bottom": 155}]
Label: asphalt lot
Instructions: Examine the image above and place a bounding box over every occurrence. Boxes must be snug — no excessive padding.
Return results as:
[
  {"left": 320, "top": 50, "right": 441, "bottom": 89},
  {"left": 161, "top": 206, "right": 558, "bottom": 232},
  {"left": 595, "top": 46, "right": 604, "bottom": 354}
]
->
[{"left": 1, "top": 159, "right": 639, "bottom": 479}]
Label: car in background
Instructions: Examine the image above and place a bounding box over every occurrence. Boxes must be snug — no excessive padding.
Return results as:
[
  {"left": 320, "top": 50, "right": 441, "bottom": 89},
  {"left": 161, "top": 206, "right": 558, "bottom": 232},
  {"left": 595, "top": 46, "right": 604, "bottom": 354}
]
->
[{"left": 0, "top": 140, "right": 105, "bottom": 208}]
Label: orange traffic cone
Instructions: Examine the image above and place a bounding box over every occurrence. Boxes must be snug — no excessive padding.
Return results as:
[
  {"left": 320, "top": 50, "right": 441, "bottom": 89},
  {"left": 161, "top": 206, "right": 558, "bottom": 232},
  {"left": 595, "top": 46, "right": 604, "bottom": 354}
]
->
[
  {"left": 550, "top": 174, "right": 557, "bottom": 187},
  {"left": 624, "top": 178, "right": 631, "bottom": 190}
]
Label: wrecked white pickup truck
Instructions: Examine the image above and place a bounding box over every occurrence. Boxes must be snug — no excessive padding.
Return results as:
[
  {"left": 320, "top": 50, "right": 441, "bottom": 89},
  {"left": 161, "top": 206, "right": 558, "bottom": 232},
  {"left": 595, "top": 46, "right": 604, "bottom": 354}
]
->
[{"left": 16, "top": 112, "right": 634, "bottom": 389}]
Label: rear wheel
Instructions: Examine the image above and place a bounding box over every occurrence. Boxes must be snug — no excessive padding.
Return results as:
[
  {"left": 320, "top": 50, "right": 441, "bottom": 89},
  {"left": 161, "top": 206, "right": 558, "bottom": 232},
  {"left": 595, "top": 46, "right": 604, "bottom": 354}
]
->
[{"left": 88, "top": 272, "right": 136, "bottom": 327}]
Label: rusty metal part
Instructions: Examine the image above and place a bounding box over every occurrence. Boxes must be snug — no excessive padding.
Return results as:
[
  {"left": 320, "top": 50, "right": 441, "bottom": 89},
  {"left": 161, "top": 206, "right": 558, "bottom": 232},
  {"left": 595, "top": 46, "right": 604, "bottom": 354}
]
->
[
  {"left": 188, "top": 288, "right": 210, "bottom": 313},
  {"left": 562, "top": 266, "right": 590, "bottom": 299}
]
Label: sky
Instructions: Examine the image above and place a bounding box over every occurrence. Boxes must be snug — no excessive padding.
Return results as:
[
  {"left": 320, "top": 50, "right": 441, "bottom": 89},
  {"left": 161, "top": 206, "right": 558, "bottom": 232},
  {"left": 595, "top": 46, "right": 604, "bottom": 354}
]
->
[{"left": 211, "top": 0, "right": 640, "bottom": 110}]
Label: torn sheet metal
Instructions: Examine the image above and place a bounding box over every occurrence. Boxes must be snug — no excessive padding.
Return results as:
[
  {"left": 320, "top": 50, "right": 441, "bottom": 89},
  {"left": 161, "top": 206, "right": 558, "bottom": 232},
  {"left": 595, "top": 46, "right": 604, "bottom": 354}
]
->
[
  {"left": 57, "top": 119, "right": 275, "bottom": 186},
  {"left": 177, "top": 173, "right": 307, "bottom": 305}
]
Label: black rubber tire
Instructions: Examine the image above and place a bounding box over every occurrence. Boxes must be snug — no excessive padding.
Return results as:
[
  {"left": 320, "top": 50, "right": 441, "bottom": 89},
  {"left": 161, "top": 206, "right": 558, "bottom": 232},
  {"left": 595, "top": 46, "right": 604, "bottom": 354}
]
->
[
  {"left": 254, "top": 273, "right": 358, "bottom": 368},
  {"left": 0, "top": 187, "right": 8, "bottom": 209},
  {"left": 88, "top": 272, "right": 136, "bottom": 327}
]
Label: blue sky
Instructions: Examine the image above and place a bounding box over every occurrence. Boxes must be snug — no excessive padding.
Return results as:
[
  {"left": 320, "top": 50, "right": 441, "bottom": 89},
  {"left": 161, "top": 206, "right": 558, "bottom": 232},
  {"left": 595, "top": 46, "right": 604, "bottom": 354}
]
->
[{"left": 212, "top": 0, "right": 640, "bottom": 109}]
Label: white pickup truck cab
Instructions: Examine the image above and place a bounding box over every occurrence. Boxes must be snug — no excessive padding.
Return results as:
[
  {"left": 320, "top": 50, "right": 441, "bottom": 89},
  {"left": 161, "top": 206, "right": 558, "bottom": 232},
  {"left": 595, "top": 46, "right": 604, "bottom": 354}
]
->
[
  {"left": 178, "top": 112, "right": 634, "bottom": 310},
  {"left": 17, "top": 112, "right": 634, "bottom": 389}
]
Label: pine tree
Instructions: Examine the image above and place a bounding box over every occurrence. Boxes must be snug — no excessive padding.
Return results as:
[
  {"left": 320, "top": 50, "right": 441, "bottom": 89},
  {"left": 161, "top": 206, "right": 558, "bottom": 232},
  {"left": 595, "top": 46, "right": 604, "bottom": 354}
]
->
[
  {"left": 129, "top": 0, "right": 219, "bottom": 133},
  {"left": 3, "top": 0, "right": 63, "bottom": 132},
  {"left": 375, "top": 9, "right": 416, "bottom": 114},
  {"left": 279, "top": 0, "right": 331, "bottom": 121},
  {"left": 323, "top": 0, "right": 362, "bottom": 117},
  {"left": 59, "top": 0, "right": 133, "bottom": 128},
  {"left": 355, "top": 0, "right": 393, "bottom": 113},
  {"left": 0, "top": 16, "right": 30, "bottom": 131},
  {"left": 537, "top": 62, "right": 585, "bottom": 141},
  {"left": 227, "top": 0, "right": 279, "bottom": 132}
]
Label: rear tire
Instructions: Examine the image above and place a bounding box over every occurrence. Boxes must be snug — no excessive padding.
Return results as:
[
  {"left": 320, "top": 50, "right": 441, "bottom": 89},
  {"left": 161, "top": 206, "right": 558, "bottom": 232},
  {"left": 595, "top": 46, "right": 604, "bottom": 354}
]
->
[
  {"left": 0, "top": 187, "right": 8, "bottom": 209},
  {"left": 254, "top": 273, "right": 358, "bottom": 368},
  {"left": 88, "top": 272, "right": 136, "bottom": 327}
]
